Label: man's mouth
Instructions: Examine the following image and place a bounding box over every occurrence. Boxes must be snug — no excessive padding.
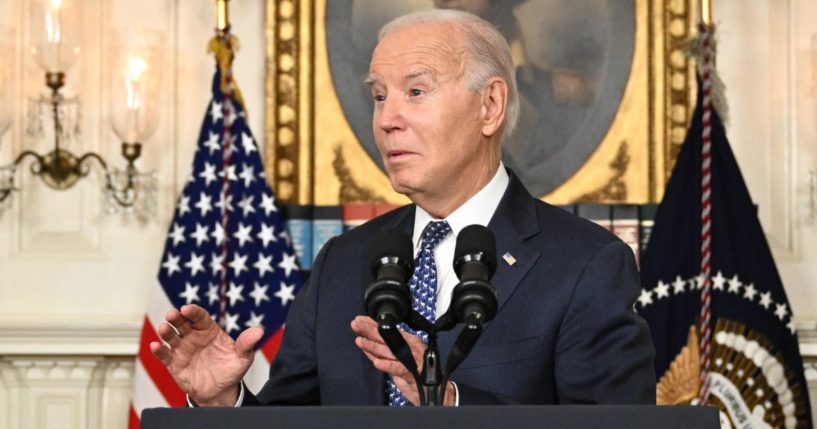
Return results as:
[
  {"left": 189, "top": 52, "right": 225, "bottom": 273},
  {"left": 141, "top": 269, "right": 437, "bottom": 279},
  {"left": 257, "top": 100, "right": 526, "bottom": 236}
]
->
[{"left": 387, "top": 150, "right": 415, "bottom": 159}]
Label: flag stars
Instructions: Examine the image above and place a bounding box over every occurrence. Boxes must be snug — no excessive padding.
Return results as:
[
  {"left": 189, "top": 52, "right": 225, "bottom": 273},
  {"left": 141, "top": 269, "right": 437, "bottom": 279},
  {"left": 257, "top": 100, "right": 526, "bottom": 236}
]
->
[
  {"left": 234, "top": 223, "right": 254, "bottom": 247},
  {"left": 279, "top": 230, "right": 291, "bottom": 246},
  {"left": 229, "top": 253, "right": 249, "bottom": 276},
  {"left": 204, "top": 131, "right": 220, "bottom": 154},
  {"left": 239, "top": 164, "right": 256, "bottom": 188},
  {"left": 759, "top": 291, "right": 773, "bottom": 309},
  {"left": 712, "top": 271, "right": 726, "bottom": 291},
  {"left": 774, "top": 303, "right": 788, "bottom": 321},
  {"left": 242, "top": 132, "right": 257, "bottom": 154},
  {"left": 168, "top": 223, "right": 186, "bottom": 246},
  {"left": 185, "top": 253, "right": 206, "bottom": 277},
  {"left": 210, "top": 100, "right": 223, "bottom": 124},
  {"left": 245, "top": 311, "right": 265, "bottom": 328},
  {"left": 215, "top": 192, "right": 234, "bottom": 212},
  {"left": 162, "top": 253, "right": 181, "bottom": 276},
  {"left": 238, "top": 195, "right": 256, "bottom": 217},
  {"left": 275, "top": 282, "right": 296, "bottom": 306},
  {"left": 637, "top": 289, "right": 653, "bottom": 307},
  {"left": 672, "top": 275, "right": 686, "bottom": 295},
  {"left": 195, "top": 192, "right": 213, "bottom": 216},
  {"left": 207, "top": 283, "right": 219, "bottom": 305},
  {"left": 250, "top": 282, "right": 270, "bottom": 307},
  {"left": 257, "top": 223, "right": 277, "bottom": 247},
  {"left": 223, "top": 312, "right": 240, "bottom": 334},
  {"left": 727, "top": 275, "right": 742, "bottom": 294},
  {"left": 278, "top": 253, "right": 299, "bottom": 278},
  {"left": 224, "top": 101, "right": 238, "bottom": 125},
  {"left": 199, "top": 162, "right": 218, "bottom": 186},
  {"left": 177, "top": 195, "right": 191, "bottom": 216},
  {"left": 692, "top": 274, "right": 704, "bottom": 290},
  {"left": 212, "top": 223, "right": 226, "bottom": 246},
  {"left": 179, "top": 283, "right": 200, "bottom": 304},
  {"left": 787, "top": 320, "right": 796, "bottom": 334},
  {"left": 218, "top": 165, "right": 238, "bottom": 182},
  {"left": 226, "top": 282, "right": 245, "bottom": 306},
  {"left": 260, "top": 193, "right": 277, "bottom": 215},
  {"left": 654, "top": 281, "right": 670, "bottom": 299},
  {"left": 743, "top": 283, "right": 757, "bottom": 301},
  {"left": 253, "top": 253, "right": 274, "bottom": 277},
  {"left": 210, "top": 252, "right": 225, "bottom": 275},
  {"left": 191, "top": 223, "right": 210, "bottom": 247}
]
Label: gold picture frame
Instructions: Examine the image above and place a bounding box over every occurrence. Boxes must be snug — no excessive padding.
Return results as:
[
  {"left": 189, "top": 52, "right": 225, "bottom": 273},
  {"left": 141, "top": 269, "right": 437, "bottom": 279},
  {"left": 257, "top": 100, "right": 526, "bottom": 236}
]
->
[{"left": 265, "top": 0, "right": 699, "bottom": 206}]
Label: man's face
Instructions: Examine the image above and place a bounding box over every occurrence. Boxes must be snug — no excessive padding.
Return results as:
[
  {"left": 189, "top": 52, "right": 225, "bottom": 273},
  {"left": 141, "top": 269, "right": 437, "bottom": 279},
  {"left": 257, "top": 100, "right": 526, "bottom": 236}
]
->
[{"left": 368, "top": 23, "right": 493, "bottom": 204}]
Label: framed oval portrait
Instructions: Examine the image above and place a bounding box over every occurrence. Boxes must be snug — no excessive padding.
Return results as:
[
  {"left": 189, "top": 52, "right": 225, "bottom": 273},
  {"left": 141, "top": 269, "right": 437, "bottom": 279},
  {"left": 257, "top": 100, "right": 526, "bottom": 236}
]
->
[
  {"left": 326, "top": 0, "right": 634, "bottom": 198},
  {"left": 265, "top": 0, "right": 698, "bottom": 205}
]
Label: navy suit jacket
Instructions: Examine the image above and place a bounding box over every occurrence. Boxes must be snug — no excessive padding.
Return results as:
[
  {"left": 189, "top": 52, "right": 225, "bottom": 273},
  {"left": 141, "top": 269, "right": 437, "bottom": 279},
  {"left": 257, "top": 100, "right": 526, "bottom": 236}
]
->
[{"left": 245, "top": 171, "right": 656, "bottom": 405}]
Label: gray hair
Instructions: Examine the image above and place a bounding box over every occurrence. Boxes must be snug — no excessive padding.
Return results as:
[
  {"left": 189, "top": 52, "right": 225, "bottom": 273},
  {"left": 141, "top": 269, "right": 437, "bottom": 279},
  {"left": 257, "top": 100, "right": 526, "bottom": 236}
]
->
[{"left": 378, "top": 9, "right": 520, "bottom": 141}]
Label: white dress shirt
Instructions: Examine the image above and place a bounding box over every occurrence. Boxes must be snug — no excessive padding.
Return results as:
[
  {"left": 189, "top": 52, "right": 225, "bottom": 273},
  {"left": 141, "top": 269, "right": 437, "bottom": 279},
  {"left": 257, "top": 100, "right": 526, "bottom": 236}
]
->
[{"left": 411, "top": 163, "right": 509, "bottom": 317}]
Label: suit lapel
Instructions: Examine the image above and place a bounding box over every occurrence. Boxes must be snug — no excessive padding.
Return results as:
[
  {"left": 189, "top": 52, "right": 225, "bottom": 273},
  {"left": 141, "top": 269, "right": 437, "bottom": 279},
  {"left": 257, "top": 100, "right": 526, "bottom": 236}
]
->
[
  {"left": 439, "top": 171, "right": 540, "bottom": 359},
  {"left": 487, "top": 171, "right": 540, "bottom": 316}
]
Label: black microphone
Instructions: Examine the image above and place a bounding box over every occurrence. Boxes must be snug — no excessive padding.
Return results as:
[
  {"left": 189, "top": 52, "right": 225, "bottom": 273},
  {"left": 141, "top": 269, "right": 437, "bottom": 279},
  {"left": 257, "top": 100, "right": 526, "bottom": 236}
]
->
[
  {"left": 450, "top": 224, "right": 498, "bottom": 324},
  {"left": 364, "top": 228, "right": 415, "bottom": 325}
]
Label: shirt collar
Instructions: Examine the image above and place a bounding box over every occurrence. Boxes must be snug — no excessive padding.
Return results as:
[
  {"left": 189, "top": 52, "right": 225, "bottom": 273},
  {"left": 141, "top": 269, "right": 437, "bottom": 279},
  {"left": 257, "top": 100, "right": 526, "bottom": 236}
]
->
[{"left": 413, "top": 163, "right": 509, "bottom": 248}]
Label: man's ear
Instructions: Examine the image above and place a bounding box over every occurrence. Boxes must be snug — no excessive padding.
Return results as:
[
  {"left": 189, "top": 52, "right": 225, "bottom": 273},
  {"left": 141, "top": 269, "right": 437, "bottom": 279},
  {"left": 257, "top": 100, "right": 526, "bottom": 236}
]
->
[{"left": 480, "top": 77, "right": 508, "bottom": 138}]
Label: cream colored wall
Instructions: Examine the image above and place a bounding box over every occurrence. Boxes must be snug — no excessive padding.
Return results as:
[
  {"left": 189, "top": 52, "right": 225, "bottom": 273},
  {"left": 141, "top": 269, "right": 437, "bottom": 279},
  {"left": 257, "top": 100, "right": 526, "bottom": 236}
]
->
[
  {"left": 0, "top": 1, "right": 815, "bottom": 428},
  {"left": 715, "top": 0, "right": 817, "bottom": 419},
  {"left": 0, "top": 0, "right": 265, "bottom": 427}
]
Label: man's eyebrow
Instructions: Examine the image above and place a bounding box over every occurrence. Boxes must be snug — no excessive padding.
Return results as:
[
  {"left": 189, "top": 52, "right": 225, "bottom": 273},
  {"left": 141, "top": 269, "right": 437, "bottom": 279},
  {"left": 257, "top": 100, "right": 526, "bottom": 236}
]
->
[
  {"left": 363, "top": 69, "right": 436, "bottom": 86},
  {"left": 404, "top": 68, "right": 435, "bottom": 81}
]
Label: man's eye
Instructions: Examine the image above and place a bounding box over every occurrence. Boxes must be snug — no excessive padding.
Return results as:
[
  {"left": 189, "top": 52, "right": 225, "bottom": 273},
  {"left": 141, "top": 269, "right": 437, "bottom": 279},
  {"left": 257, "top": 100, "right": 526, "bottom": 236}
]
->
[
  {"left": 373, "top": 94, "right": 385, "bottom": 102},
  {"left": 409, "top": 88, "right": 424, "bottom": 97}
]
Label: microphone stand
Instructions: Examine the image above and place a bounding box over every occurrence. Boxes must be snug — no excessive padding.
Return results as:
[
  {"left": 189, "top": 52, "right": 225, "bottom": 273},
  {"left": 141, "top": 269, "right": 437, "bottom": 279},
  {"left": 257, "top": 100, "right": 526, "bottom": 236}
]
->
[{"left": 381, "top": 310, "right": 484, "bottom": 406}]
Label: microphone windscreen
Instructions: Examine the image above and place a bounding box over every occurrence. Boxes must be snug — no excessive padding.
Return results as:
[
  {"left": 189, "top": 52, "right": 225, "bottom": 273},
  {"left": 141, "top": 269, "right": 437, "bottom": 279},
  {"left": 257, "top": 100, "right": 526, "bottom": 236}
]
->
[
  {"left": 369, "top": 228, "right": 414, "bottom": 271},
  {"left": 454, "top": 224, "right": 497, "bottom": 270}
]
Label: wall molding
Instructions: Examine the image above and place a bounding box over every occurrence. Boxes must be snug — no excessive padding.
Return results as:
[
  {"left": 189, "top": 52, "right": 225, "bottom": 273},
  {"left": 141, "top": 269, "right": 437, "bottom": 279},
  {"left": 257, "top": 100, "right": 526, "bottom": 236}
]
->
[{"left": 0, "top": 320, "right": 140, "bottom": 356}]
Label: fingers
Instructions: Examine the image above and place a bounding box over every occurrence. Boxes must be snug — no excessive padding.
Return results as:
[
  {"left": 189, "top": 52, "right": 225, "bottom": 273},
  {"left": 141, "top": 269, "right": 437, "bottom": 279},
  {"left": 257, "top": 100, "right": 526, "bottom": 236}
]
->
[
  {"left": 362, "top": 349, "right": 411, "bottom": 378},
  {"left": 350, "top": 316, "right": 381, "bottom": 341},
  {"left": 235, "top": 327, "right": 265, "bottom": 359},
  {"left": 150, "top": 341, "right": 172, "bottom": 366},
  {"left": 158, "top": 322, "right": 182, "bottom": 348},
  {"left": 355, "top": 335, "right": 396, "bottom": 361},
  {"left": 165, "top": 308, "right": 194, "bottom": 337},
  {"left": 179, "top": 304, "right": 216, "bottom": 330}
]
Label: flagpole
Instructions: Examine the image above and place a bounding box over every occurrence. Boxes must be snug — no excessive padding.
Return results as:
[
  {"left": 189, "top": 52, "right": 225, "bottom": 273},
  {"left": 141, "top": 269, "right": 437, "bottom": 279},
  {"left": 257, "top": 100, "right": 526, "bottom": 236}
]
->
[
  {"left": 216, "top": 0, "right": 230, "bottom": 33},
  {"left": 214, "top": 0, "right": 235, "bottom": 328},
  {"left": 697, "top": 0, "right": 715, "bottom": 404}
]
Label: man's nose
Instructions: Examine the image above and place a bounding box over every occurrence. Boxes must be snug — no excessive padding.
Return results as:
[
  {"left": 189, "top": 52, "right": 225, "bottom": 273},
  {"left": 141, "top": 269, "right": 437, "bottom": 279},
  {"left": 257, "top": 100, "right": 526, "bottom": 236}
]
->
[{"left": 377, "top": 97, "right": 406, "bottom": 133}]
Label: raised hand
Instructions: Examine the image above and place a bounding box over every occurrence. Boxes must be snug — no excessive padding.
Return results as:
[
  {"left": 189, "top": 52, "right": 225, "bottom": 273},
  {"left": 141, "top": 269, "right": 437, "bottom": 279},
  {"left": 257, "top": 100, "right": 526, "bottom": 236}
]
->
[
  {"left": 350, "top": 315, "right": 456, "bottom": 406},
  {"left": 150, "top": 304, "right": 264, "bottom": 406}
]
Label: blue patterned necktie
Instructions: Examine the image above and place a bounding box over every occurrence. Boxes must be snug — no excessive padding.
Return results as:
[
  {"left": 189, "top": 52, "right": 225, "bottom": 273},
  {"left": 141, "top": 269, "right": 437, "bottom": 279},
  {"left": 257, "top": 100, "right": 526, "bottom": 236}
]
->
[{"left": 388, "top": 220, "right": 452, "bottom": 406}]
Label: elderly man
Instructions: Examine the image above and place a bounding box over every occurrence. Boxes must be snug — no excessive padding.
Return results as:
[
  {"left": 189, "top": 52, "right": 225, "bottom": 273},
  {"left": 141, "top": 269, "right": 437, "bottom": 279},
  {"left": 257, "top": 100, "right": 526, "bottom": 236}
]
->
[{"left": 151, "top": 9, "right": 655, "bottom": 407}]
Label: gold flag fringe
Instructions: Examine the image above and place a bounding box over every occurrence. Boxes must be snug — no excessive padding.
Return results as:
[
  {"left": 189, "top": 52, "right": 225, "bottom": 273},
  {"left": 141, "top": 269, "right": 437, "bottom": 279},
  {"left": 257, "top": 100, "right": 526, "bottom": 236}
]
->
[
  {"left": 683, "top": 25, "right": 730, "bottom": 127},
  {"left": 208, "top": 34, "right": 247, "bottom": 116}
]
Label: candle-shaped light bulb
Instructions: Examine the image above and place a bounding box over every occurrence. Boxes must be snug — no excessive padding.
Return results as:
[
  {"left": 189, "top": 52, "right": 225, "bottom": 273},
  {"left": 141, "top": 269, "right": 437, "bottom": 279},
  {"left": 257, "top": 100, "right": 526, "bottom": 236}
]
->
[
  {"left": 125, "top": 56, "right": 147, "bottom": 142},
  {"left": 45, "top": 0, "right": 63, "bottom": 70}
]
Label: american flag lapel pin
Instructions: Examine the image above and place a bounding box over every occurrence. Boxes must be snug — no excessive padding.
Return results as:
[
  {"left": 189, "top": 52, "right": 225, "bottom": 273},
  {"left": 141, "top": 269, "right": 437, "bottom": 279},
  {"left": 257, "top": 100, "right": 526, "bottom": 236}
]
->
[{"left": 502, "top": 252, "right": 516, "bottom": 266}]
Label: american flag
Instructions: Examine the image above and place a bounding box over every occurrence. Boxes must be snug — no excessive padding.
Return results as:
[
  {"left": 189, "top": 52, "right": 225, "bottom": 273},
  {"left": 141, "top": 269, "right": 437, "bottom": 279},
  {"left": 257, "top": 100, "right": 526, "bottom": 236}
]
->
[{"left": 129, "top": 38, "right": 302, "bottom": 427}]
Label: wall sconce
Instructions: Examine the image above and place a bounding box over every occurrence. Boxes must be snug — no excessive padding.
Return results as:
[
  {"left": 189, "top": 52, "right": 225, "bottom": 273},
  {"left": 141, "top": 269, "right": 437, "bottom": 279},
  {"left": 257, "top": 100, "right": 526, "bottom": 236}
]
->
[{"left": 0, "top": 0, "right": 164, "bottom": 218}]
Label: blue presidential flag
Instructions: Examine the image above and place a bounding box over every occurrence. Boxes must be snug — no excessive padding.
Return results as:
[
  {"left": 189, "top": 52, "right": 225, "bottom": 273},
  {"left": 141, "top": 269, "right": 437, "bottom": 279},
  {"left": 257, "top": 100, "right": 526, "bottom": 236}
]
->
[{"left": 637, "top": 78, "right": 812, "bottom": 429}]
